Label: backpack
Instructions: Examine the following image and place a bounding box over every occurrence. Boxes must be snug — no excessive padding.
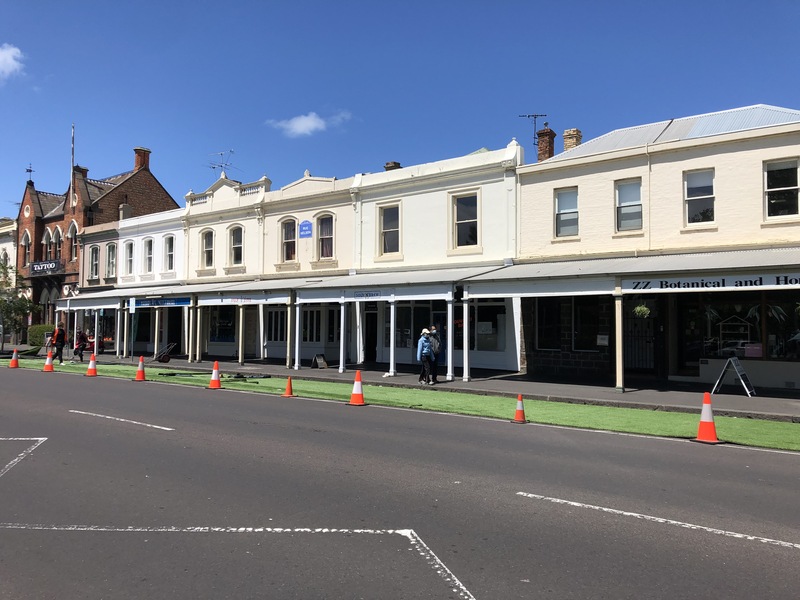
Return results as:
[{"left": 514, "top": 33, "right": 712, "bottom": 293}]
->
[{"left": 429, "top": 334, "right": 441, "bottom": 355}]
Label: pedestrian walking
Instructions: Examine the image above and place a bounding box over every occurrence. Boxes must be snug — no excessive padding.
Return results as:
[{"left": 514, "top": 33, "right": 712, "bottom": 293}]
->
[
  {"left": 52, "top": 322, "right": 67, "bottom": 365},
  {"left": 417, "top": 328, "right": 435, "bottom": 385},
  {"left": 73, "top": 327, "right": 89, "bottom": 362},
  {"left": 428, "top": 325, "right": 441, "bottom": 384}
]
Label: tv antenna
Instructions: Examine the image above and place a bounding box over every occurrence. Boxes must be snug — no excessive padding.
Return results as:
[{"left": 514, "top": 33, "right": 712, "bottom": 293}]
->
[
  {"left": 207, "top": 150, "right": 240, "bottom": 176},
  {"left": 519, "top": 113, "right": 548, "bottom": 145},
  {"left": 26, "top": 163, "right": 35, "bottom": 179}
]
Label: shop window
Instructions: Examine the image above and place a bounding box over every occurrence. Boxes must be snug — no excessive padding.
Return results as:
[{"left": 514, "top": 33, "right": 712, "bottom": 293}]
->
[
  {"left": 210, "top": 306, "right": 235, "bottom": 343},
  {"left": 327, "top": 307, "right": 340, "bottom": 343},
  {"left": 302, "top": 308, "right": 321, "bottom": 343},
  {"left": 573, "top": 296, "right": 600, "bottom": 351},
  {"left": 537, "top": 297, "right": 561, "bottom": 350},
  {"left": 266, "top": 309, "right": 286, "bottom": 342}
]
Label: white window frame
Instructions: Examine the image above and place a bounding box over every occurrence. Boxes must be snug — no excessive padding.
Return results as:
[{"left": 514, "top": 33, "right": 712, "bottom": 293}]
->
[
  {"left": 20, "top": 230, "right": 31, "bottom": 267},
  {"left": 202, "top": 230, "right": 214, "bottom": 268},
  {"left": 68, "top": 222, "right": 79, "bottom": 261},
  {"left": 302, "top": 308, "right": 322, "bottom": 343},
  {"left": 764, "top": 159, "right": 799, "bottom": 218},
  {"left": 452, "top": 191, "right": 480, "bottom": 250},
  {"left": 106, "top": 243, "right": 117, "bottom": 278},
  {"left": 164, "top": 236, "right": 174, "bottom": 271},
  {"left": 143, "top": 239, "right": 154, "bottom": 273},
  {"left": 615, "top": 179, "right": 642, "bottom": 232},
  {"left": 229, "top": 226, "right": 243, "bottom": 266},
  {"left": 684, "top": 169, "right": 715, "bottom": 225},
  {"left": 89, "top": 246, "right": 100, "bottom": 280},
  {"left": 555, "top": 187, "right": 579, "bottom": 237},
  {"left": 281, "top": 219, "right": 296, "bottom": 263},
  {"left": 379, "top": 204, "right": 400, "bottom": 256},
  {"left": 53, "top": 228, "right": 62, "bottom": 261},
  {"left": 124, "top": 241, "right": 134, "bottom": 275},
  {"left": 317, "top": 215, "right": 334, "bottom": 260}
]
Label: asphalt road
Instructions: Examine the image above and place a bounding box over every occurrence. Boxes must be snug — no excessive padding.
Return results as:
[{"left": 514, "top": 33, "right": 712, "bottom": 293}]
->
[{"left": 1, "top": 368, "right": 798, "bottom": 599}]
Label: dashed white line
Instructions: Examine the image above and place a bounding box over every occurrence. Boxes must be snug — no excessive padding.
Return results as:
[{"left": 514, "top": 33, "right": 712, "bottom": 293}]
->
[
  {"left": 0, "top": 524, "right": 476, "bottom": 599},
  {"left": 0, "top": 438, "right": 47, "bottom": 479},
  {"left": 69, "top": 410, "right": 174, "bottom": 431},
  {"left": 517, "top": 491, "right": 800, "bottom": 550}
]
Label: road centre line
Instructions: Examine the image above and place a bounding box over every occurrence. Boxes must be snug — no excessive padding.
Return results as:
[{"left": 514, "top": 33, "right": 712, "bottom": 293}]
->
[
  {"left": 0, "top": 438, "right": 47, "bottom": 479},
  {"left": 517, "top": 491, "right": 800, "bottom": 550},
  {"left": 0, "top": 524, "right": 475, "bottom": 599},
  {"left": 69, "top": 410, "right": 174, "bottom": 431}
]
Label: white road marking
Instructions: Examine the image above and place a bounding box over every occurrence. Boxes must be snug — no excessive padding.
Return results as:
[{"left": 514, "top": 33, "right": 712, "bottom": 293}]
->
[
  {"left": 69, "top": 410, "right": 174, "bottom": 431},
  {"left": 0, "top": 438, "right": 47, "bottom": 479},
  {"left": 0, "top": 524, "right": 476, "bottom": 599},
  {"left": 517, "top": 491, "right": 800, "bottom": 550}
]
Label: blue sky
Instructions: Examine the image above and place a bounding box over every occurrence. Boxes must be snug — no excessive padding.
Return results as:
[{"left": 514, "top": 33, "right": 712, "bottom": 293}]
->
[{"left": 1, "top": 0, "right": 799, "bottom": 216}]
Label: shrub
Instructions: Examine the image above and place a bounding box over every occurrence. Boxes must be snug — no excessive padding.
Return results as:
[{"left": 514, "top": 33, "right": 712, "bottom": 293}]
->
[{"left": 27, "top": 324, "right": 55, "bottom": 347}]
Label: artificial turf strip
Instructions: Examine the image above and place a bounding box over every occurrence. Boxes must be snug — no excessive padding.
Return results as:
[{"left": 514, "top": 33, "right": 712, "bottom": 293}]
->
[{"left": 3, "top": 358, "right": 799, "bottom": 452}]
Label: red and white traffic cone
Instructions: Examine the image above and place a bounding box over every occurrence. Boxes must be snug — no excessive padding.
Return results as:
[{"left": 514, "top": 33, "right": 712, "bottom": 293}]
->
[
  {"left": 85, "top": 354, "right": 97, "bottom": 377},
  {"left": 134, "top": 356, "right": 146, "bottom": 381},
  {"left": 43, "top": 351, "right": 54, "bottom": 372},
  {"left": 348, "top": 370, "right": 366, "bottom": 406},
  {"left": 511, "top": 394, "right": 527, "bottom": 424},
  {"left": 693, "top": 392, "right": 723, "bottom": 444},
  {"left": 208, "top": 361, "right": 222, "bottom": 389},
  {"left": 8, "top": 348, "right": 19, "bottom": 368}
]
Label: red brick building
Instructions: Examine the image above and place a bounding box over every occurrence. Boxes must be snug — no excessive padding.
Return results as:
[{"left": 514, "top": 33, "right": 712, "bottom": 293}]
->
[{"left": 16, "top": 147, "right": 179, "bottom": 328}]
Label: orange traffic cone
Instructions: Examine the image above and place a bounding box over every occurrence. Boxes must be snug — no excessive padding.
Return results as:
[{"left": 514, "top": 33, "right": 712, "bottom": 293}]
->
[
  {"left": 8, "top": 348, "right": 19, "bottom": 368},
  {"left": 85, "top": 354, "right": 98, "bottom": 377},
  {"left": 134, "top": 356, "right": 146, "bottom": 381},
  {"left": 281, "top": 376, "right": 297, "bottom": 397},
  {"left": 511, "top": 394, "right": 527, "bottom": 424},
  {"left": 693, "top": 392, "right": 723, "bottom": 444},
  {"left": 208, "top": 361, "right": 222, "bottom": 389},
  {"left": 43, "top": 351, "right": 54, "bottom": 372},
  {"left": 348, "top": 370, "right": 366, "bottom": 406}
]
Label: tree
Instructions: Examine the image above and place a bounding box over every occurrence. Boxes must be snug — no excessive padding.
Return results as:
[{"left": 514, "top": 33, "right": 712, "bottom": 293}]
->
[{"left": 0, "top": 262, "right": 37, "bottom": 352}]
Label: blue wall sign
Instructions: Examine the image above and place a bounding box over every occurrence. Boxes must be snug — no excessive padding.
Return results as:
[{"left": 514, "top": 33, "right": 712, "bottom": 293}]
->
[{"left": 299, "top": 220, "right": 313, "bottom": 239}]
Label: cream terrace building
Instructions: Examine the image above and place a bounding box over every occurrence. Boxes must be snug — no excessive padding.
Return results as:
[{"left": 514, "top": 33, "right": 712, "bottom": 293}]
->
[{"left": 500, "top": 105, "right": 800, "bottom": 391}]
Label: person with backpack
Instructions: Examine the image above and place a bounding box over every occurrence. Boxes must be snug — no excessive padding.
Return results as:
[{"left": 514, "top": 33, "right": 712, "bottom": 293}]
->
[
  {"left": 73, "top": 327, "right": 89, "bottom": 362},
  {"left": 428, "top": 324, "right": 441, "bottom": 384},
  {"left": 416, "top": 328, "right": 435, "bottom": 385}
]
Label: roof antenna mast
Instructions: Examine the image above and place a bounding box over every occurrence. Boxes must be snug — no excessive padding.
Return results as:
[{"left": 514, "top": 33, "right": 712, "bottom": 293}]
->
[
  {"left": 208, "top": 149, "right": 235, "bottom": 177},
  {"left": 519, "top": 113, "right": 547, "bottom": 146}
]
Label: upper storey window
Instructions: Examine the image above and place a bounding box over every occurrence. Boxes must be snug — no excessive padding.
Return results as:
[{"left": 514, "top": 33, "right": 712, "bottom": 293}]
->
[
  {"left": 454, "top": 194, "right": 479, "bottom": 248},
  {"left": 616, "top": 179, "right": 642, "bottom": 231},
  {"left": 380, "top": 205, "right": 400, "bottom": 255},
  {"left": 555, "top": 188, "right": 578, "bottom": 237},
  {"left": 765, "top": 159, "right": 798, "bottom": 218},
  {"left": 685, "top": 169, "right": 714, "bottom": 224},
  {"left": 282, "top": 220, "right": 296, "bottom": 262}
]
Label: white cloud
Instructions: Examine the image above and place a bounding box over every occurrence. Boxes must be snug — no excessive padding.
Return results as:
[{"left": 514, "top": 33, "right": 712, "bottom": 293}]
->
[
  {"left": 266, "top": 110, "right": 352, "bottom": 138},
  {"left": 0, "top": 43, "right": 24, "bottom": 83}
]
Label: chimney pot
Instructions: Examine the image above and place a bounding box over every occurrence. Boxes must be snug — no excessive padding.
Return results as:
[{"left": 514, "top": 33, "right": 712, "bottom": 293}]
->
[
  {"left": 563, "top": 128, "right": 583, "bottom": 152},
  {"left": 134, "top": 147, "right": 151, "bottom": 171},
  {"left": 536, "top": 128, "right": 557, "bottom": 162},
  {"left": 384, "top": 161, "right": 401, "bottom": 171}
]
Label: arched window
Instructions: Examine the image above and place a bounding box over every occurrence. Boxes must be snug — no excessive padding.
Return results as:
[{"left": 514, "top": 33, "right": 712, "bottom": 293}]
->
[
  {"left": 1, "top": 250, "right": 8, "bottom": 268},
  {"left": 164, "top": 236, "right": 175, "bottom": 271},
  {"left": 53, "top": 228, "right": 63, "bottom": 261},
  {"left": 124, "top": 241, "right": 134, "bottom": 275},
  {"left": 317, "top": 215, "right": 333, "bottom": 259},
  {"left": 68, "top": 222, "right": 79, "bottom": 261},
  {"left": 281, "top": 220, "right": 296, "bottom": 262},
  {"left": 230, "top": 226, "right": 243, "bottom": 265},
  {"left": 106, "top": 243, "right": 117, "bottom": 278},
  {"left": 143, "top": 239, "right": 154, "bottom": 273},
  {"left": 202, "top": 230, "right": 214, "bottom": 268},
  {"left": 89, "top": 246, "right": 100, "bottom": 280},
  {"left": 43, "top": 229, "right": 53, "bottom": 260},
  {"left": 20, "top": 230, "right": 31, "bottom": 267}
]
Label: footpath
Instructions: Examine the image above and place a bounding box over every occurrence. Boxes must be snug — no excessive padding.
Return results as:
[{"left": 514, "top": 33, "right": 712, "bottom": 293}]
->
[{"left": 5, "top": 346, "right": 800, "bottom": 422}]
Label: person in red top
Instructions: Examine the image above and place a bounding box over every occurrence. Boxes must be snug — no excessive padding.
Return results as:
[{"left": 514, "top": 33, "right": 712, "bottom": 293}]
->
[
  {"left": 73, "top": 327, "right": 89, "bottom": 362},
  {"left": 51, "top": 322, "right": 67, "bottom": 365}
]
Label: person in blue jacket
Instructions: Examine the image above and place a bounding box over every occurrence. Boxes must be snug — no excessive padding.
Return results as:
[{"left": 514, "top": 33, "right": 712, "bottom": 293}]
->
[{"left": 417, "top": 328, "right": 435, "bottom": 385}]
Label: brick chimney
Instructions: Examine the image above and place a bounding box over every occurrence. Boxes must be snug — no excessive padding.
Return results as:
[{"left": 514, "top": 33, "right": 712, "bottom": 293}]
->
[
  {"left": 537, "top": 125, "right": 557, "bottom": 162},
  {"left": 73, "top": 165, "right": 89, "bottom": 177},
  {"left": 134, "top": 147, "right": 151, "bottom": 171},
  {"left": 563, "top": 128, "right": 583, "bottom": 152},
  {"left": 384, "top": 161, "right": 402, "bottom": 171}
]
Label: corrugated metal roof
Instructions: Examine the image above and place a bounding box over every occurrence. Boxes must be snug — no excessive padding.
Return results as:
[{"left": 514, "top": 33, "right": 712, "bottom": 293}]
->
[
  {"left": 550, "top": 105, "right": 800, "bottom": 162},
  {"left": 464, "top": 247, "right": 800, "bottom": 282}
]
